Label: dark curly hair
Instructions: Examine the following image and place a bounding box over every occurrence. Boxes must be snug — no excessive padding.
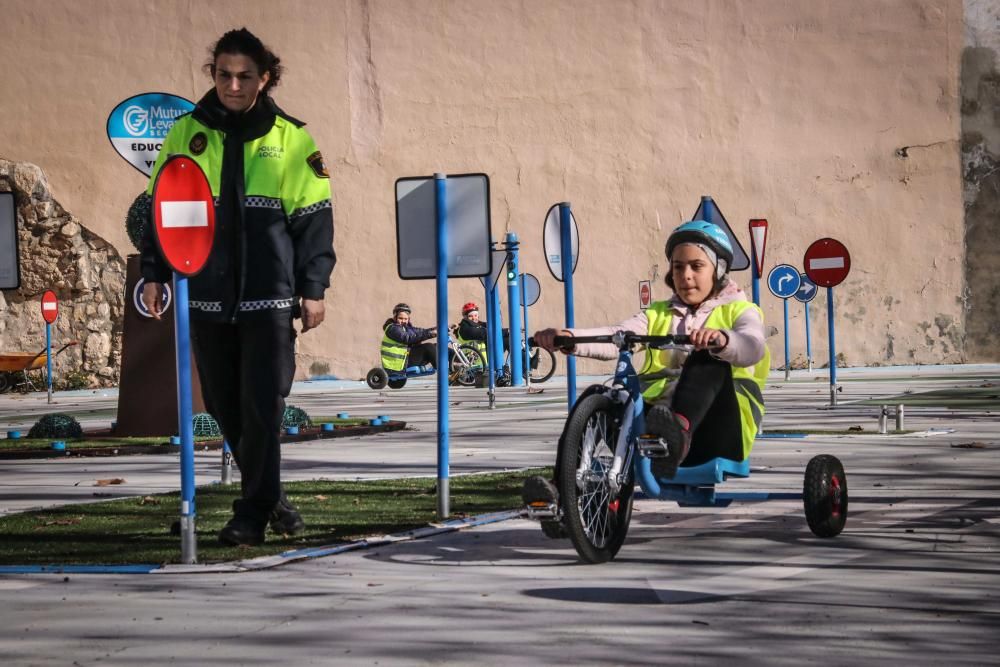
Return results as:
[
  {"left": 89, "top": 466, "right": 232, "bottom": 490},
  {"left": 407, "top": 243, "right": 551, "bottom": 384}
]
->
[{"left": 205, "top": 28, "right": 283, "bottom": 92}]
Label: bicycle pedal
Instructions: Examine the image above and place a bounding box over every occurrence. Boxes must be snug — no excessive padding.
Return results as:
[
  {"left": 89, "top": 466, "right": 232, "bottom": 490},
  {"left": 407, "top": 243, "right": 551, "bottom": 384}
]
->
[
  {"left": 637, "top": 436, "right": 670, "bottom": 458},
  {"left": 525, "top": 501, "right": 560, "bottom": 521}
]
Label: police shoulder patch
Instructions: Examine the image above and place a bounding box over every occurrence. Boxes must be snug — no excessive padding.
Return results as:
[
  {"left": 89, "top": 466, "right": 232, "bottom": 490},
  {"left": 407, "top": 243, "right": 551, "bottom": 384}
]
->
[
  {"left": 189, "top": 132, "right": 207, "bottom": 156},
  {"left": 306, "top": 151, "right": 329, "bottom": 179}
]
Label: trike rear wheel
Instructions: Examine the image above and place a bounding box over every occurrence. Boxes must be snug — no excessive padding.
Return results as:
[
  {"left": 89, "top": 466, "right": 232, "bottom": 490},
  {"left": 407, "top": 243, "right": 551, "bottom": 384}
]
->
[
  {"left": 803, "top": 454, "right": 848, "bottom": 537},
  {"left": 528, "top": 347, "right": 556, "bottom": 383},
  {"left": 558, "top": 393, "right": 633, "bottom": 563},
  {"left": 365, "top": 367, "right": 388, "bottom": 390},
  {"left": 387, "top": 376, "right": 407, "bottom": 389}
]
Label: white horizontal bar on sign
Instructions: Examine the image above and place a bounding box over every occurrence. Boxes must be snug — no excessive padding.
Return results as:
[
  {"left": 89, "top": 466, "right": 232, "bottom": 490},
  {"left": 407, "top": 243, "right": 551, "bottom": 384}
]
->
[
  {"left": 809, "top": 257, "right": 844, "bottom": 270},
  {"left": 42, "top": 303, "right": 57, "bottom": 310},
  {"left": 160, "top": 201, "right": 208, "bottom": 228}
]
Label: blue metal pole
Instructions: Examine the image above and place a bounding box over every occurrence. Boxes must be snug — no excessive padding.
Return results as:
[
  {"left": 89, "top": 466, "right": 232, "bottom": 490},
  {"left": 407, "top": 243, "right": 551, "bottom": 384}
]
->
[
  {"left": 505, "top": 233, "right": 523, "bottom": 387},
  {"left": 489, "top": 279, "right": 504, "bottom": 382},
  {"left": 484, "top": 277, "right": 496, "bottom": 403},
  {"left": 782, "top": 297, "right": 791, "bottom": 381},
  {"left": 559, "top": 202, "right": 577, "bottom": 410},
  {"left": 45, "top": 322, "right": 53, "bottom": 403},
  {"left": 827, "top": 286, "right": 837, "bottom": 406},
  {"left": 434, "top": 173, "right": 450, "bottom": 518},
  {"left": 173, "top": 273, "right": 197, "bottom": 563},
  {"left": 751, "top": 262, "right": 760, "bottom": 307},
  {"left": 804, "top": 299, "right": 812, "bottom": 372},
  {"left": 521, "top": 275, "right": 530, "bottom": 385}
]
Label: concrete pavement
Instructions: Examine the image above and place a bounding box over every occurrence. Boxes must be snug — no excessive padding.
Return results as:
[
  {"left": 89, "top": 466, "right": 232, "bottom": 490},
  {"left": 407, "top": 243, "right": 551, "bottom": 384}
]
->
[{"left": 1, "top": 365, "right": 998, "bottom": 665}]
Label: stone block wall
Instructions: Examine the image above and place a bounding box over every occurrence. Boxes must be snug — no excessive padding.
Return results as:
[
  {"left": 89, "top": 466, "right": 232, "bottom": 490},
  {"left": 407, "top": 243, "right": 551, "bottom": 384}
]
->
[{"left": 0, "top": 158, "right": 126, "bottom": 387}]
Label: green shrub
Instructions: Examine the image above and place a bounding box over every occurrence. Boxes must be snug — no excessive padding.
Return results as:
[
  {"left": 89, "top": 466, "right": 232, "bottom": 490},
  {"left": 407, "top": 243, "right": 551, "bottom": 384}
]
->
[
  {"left": 282, "top": 405, "right": 311, "bottom": 428},
  {"left": 28, "top": 413, "right": 83, "bottom": 439},
  {"left": 125, "top": 192, "right": 152, "bottom": 251},
  {"left": 192, "top": 412, "right": 221, "bottom": 438}
]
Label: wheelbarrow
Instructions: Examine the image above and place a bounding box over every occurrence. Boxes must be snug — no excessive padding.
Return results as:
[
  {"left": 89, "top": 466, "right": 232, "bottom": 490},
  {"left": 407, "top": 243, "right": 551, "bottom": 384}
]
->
[{"left": 0, "top": 341, "right": 78, "bottom": 393}]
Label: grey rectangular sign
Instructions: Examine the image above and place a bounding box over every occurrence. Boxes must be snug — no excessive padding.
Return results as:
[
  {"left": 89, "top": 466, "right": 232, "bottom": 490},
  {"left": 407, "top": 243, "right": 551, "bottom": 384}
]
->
[
  {"left": 395, "top": 173, "right": 491, "bottom": 280},
  {"left": 0, "top": 192, "right": 20, "bottom": 290}
]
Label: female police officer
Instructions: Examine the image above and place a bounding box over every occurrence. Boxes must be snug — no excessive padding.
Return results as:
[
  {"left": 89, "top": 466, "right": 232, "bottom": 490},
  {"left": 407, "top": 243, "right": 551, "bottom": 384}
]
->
[{"left": 141, "top": 28, "right": 336, "bottom": 546}]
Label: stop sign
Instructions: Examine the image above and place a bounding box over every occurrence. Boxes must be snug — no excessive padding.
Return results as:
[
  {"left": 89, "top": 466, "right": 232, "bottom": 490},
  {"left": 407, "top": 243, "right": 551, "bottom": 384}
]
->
[
  {"left": 152, "top": 156, "right": 215, "bottom": 277},
  {"left": 804, "top": 238, "right": 851, "bottom": 287},
  {"left": 41, "top": 289, "right": 58, "bottom": 324}
]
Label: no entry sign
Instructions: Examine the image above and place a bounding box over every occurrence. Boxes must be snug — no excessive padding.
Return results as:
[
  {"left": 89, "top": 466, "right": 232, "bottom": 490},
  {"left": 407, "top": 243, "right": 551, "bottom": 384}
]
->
[
  {"left": 638, "top": 280, "right": 651, "bottom": 310},
  {"left": 152, "top": 156, "right": 215, "bottom": 277},
  {"left": 41, "top": 290, "right": 58, "bottom": 324},
  {"left": 804, "top": 238, "right": 851, "bottom": 287}
]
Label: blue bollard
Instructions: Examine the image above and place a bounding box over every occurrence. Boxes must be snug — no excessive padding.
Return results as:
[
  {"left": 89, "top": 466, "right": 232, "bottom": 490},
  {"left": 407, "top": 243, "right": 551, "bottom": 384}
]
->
[
  {"left": 169, "top": 435, "right": 181, "bottom": 446},
  {"left": 7, "top": 430, "right": 21, "bottom": 440},
  {"left": 286, "top": 425, "right": 300, "bottom": 435},
  {"left": 378, "top": 415, "right": 390, "bottom": 422},
  {"left": 51, "top": 441, "right": 66, "bottom": 451},
  {"left": 369, "top": 418, "right": 382, "bottom": 426},
  {"left": 337, "top": 412, "right": 349, "bottom": 419},
  {"left": 321, "top": 423, "right": 335, "bottom": 432}
]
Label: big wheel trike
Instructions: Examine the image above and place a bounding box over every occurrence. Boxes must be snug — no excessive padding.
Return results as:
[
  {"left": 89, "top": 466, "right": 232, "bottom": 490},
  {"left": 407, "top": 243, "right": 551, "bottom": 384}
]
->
[
  {"left": 365, "top": 329, "right": 487, "bottom": 390},
  {"left": 525, "top": 332, "right": 848, "bottom": 564}
]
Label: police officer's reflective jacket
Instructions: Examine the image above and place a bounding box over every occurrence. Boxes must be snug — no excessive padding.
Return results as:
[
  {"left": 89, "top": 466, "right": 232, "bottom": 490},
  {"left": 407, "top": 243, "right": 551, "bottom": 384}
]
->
[{"left": 141, "top": 90, "right": 335, "bottom": 322}]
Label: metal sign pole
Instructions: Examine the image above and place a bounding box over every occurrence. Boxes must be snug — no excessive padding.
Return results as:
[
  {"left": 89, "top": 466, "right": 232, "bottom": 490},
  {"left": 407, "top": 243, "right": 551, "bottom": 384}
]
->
[
  {"left": 521, "top": 275, "right": 531, "bottom": 391},
  {"left": 827, "top": 286, "right": 837, "bottom": 406},
  {"left": 484, "top": 276, "right": 496, "bottom": 408},
  {"left": 783, "top": 297, "right": 791, "bottom": 381},
  {"left": 805, "top": 300, "right": 813, "bottom": 372},
  {"left": 490, "top": 280, "right": 504, "bottom": 387},
  {"left": 45, "top": 322, "right": 53, "bottom": 404},
  {"left": 173, "top": 273, "right": 197, "bottom": 564},
  {"left": 559, "top": 202, "right": 577, "bottom": 410},
  {"left": 434, "top": 173, "right": 450, "bottom": 518},
  {"left": 504, "top": 233, "right": 523, "bottom": 387}
]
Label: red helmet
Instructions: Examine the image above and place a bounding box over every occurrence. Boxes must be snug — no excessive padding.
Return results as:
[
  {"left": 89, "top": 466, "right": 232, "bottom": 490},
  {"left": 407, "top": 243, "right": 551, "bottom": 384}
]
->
[{"left": 462, "top": 302, "right": 479, "bottom": 315}]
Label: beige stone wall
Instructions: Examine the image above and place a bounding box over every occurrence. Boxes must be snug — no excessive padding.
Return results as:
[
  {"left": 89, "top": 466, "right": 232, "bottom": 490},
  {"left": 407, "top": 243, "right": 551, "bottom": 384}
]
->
[{"left": 0, "top": 0, "right": 971, "bottom": 378}]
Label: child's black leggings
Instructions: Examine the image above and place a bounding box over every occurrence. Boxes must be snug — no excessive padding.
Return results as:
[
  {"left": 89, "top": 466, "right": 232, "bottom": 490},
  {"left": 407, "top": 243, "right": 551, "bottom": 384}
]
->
[{"left": 649, "top": 350, "right": 746, "bottom": 465}]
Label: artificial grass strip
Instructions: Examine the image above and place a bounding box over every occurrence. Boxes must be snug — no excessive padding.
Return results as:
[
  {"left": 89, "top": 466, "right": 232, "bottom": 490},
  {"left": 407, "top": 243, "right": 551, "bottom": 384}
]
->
[{"left": 0, "top": 468, "right": 551, "bottom": 566}]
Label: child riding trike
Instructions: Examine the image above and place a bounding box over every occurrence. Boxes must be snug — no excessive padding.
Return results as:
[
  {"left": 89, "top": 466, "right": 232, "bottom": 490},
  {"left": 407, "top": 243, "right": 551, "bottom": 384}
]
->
[{"left": 524, "top": 331, "right": 848, "bottom": 563}]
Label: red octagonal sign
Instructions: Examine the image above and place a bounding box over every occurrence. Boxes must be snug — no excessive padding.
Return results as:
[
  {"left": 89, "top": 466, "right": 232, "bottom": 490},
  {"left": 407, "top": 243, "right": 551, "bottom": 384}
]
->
[
  {"left": 804, "top": 237, "right": 851, "bottom": 288},
  {"left": 152, "top": 155, "right": 215, "bottom": 277},
  {"left": 41, "top": 289, "right": 58, "bottom": 324}
]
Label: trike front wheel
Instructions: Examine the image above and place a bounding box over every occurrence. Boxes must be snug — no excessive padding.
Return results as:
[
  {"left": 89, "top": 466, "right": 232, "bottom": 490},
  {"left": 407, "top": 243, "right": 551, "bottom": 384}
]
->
[
  {"left": 558, "top": 393, "right": 633, "bottom": 563},
  {"left": 450, "top": 346, "right": 486, "bottom": 387}
]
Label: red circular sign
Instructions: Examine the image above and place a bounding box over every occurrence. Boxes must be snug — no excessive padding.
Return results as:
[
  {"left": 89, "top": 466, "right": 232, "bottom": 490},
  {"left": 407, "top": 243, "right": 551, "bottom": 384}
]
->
[
  {"left": 152, "top": 155, "right": 215, "bottom": 277},
  {"left": 804, "top": 238, "right": 851, "bottom": 287},
  {"left": 639, "top": 282, "right": 651, "bottom": 308},
  {"left": 41, "top": 290, "right": 58, "bottom": 324}
]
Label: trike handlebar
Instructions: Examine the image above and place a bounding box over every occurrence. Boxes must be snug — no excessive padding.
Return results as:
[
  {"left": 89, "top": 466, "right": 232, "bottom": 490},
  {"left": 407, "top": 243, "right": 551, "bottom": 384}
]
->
[{"left": 529, "top": 332, "right": 692, "bottom": 352}]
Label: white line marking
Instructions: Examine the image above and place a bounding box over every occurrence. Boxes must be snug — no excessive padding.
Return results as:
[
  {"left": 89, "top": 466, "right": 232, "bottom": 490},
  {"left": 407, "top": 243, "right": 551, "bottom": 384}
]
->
[
  {"left": 809, "top": 257, "right": 845, "bottom": 270},
  {"left": 160, "top": 201, "right": 208, "bottom": 228}
]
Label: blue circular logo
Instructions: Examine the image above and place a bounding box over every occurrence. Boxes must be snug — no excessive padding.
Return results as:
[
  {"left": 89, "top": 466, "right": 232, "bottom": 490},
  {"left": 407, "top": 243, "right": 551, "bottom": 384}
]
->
[{"left": 133, "top": 278, "right": 171, "bottom": 318}]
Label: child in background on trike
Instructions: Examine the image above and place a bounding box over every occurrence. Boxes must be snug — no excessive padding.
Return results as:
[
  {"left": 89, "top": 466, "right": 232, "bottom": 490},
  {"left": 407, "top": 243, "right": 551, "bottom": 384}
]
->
[{"left": 524, "top": 220, "right": 770, "bottom": 509}]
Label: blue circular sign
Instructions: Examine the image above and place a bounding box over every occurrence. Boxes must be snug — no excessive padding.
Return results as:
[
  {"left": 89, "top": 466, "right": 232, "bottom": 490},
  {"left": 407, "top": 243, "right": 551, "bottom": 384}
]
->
[
  {"left": 767, "top": 264, "right": 801, "bottom": 299},
  {"left": 133, "top": 278, "right": 172, "bottom": 318},
  {"left": 794, "top": 272, "right": 818, "bottom": 303}
]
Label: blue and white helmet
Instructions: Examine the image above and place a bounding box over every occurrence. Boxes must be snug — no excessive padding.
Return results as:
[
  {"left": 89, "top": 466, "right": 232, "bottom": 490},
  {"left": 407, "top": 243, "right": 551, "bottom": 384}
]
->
[{"left": 665, "top": 220, "right": 734, "bottom": 278}]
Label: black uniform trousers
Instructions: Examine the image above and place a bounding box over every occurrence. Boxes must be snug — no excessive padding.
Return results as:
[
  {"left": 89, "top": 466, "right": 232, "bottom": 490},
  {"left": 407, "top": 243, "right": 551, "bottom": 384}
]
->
[{"left": 191, "top": 315, "right": 296, "bottom": 525}]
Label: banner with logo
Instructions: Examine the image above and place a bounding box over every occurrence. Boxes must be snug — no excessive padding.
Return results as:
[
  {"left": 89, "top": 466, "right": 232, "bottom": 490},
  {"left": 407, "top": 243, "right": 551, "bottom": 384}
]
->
[{"left": 107, "top": 93, "right": 195, "bottom": 176}]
